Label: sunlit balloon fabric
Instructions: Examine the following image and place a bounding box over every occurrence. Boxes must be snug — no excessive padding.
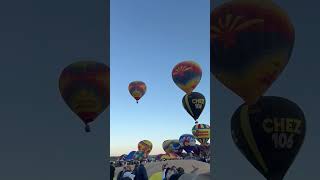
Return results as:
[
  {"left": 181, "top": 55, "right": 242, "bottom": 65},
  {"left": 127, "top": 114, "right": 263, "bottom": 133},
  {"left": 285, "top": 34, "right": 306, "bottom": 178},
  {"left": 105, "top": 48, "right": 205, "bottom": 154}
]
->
[
  {"left": 138, "top": 140, "right": 153, "bottom": 156},
  {"left": 172, "top": 61, "right": 202, "bottom": 94},
  {"left": 128, "top": 81, "right": 146, "bottom": 103},
  {"left": 211, "top": 1, "right": 295, "bottom": 104},
  {"left": 59, "top": 61, "right": 109, "bottom": 132},
  {"left": 192, "top": 124, "right": 210, "bottom": 145}
]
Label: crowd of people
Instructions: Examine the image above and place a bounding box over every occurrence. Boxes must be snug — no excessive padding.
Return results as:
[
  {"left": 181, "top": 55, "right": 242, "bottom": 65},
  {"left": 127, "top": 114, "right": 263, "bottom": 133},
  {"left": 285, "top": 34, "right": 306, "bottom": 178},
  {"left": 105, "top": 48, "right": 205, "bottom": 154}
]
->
[
  {"left": 111, "top": 160, "right": 148, "bottom": 180},
  {"left": 110, "top": 154, "right": 209, "bottom": 180},
  {"left": 161, "top": 163, "right": 185, "bottom": 180},
  {"left": 111, "top": 160, "right": 190, "bottom": 180}
]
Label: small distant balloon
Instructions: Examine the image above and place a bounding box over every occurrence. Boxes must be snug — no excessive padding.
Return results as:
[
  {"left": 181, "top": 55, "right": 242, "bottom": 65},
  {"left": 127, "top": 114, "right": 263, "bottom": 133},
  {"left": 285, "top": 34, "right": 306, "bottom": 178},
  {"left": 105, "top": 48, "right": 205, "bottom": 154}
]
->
[
  {"left": 182, "top": 92, "right": 206, "bottom": 123},
  {"left": 231, "top": 96, "right": 306, "bottom": 180},
  {"left": 59, "top": 60, "right": 109, "bottom": 132},
  {"left": 192, "top": 124, "right": 210, "bottom": 145},
  {"left": 172, "top": 61, "right": 202, "bottom": 94},
  {"left": 128, "top": 81, "right": 146, "bottom": 103},
  {"left": 179, "top": 134, "right": 196, "bottom": 153}
]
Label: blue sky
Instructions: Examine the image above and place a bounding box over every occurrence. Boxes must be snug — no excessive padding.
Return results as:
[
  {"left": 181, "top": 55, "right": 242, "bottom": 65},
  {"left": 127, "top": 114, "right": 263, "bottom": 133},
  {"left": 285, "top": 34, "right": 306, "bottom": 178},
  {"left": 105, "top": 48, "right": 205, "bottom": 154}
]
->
[{"left": 110, "top": 0, "right": 210, "bottom": 156}]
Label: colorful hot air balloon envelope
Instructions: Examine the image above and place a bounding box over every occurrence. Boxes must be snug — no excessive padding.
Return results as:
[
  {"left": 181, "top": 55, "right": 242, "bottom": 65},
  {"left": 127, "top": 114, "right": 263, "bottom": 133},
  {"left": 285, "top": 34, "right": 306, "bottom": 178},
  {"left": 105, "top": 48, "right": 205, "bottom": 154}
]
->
[
  {"left": 192, "top": 124, "right": 210, "bottom": 145},
  {"left": 125, "top": 151, "right": 136, "bottom": 161},
  {"left": 179, "top": 134, "right": 196, "bottom": 153},
  {"left": 162, "top": 140, "right": 172, "bottom": 153},
  {"left": 182, "top": 92, "right": 206, "bottom": 123},
  {"left": 156, "top": 154, "right": 165, "bottom": 161},
  {"left": 160, "top": 154, "right": 171, "bottom": 160},
  {"left": 138, "top": 140, "right": 153, "bottom": 156},
  {"left": 172, "top": 61, "right": 202, "bottom": 94},
  {"left": 231, "top": 96, "right": 306, "bottom": 180},
  {"left": 59, "top": 60, "right": 110, "bottom": 132},
  {"left": 162, "top": 140, "right": 182, "bottom": 154},
  {"left": 128, "top": 81, "right": 146, "bottom": 103},
  {"left": 211, "top": 1, "right": 295, "bottom": 105},
  {"left": 166, "top": 152, "right": 179, "bottom": 160},
  {"left": 134, "top": 151, "right": 146, "bottom": 161}
]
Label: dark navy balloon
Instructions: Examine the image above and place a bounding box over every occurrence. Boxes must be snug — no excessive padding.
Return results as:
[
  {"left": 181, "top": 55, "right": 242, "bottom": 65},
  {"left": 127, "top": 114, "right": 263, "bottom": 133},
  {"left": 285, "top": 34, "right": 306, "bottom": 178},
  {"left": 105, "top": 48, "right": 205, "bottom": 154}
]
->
[
  {"left": 231, "top": 96, "right": 306, "bottom": 180},
  {"left": 182, "top": 92, "right": 206, "bottom": 123}
]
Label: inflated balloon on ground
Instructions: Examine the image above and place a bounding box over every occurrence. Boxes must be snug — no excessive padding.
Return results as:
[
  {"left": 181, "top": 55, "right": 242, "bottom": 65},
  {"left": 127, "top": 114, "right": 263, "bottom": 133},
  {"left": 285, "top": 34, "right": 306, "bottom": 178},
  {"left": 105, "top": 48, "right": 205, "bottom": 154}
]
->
[
  {"left": 138, "top": 140, "right": 153, "bottom": 157},
  {"left": 179, "top": 134, "right": 197, "bottom": 153}
]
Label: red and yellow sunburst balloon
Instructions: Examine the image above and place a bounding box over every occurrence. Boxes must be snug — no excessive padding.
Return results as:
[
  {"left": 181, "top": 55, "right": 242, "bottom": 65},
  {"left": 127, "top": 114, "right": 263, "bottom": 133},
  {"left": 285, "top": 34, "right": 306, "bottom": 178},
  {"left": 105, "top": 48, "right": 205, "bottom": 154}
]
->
[
  {"left": 128, "top": 81, "right": 146, "bottom": 103},
  {"left": 211, "top": 0, "right": 295, "bottom": 105},
  {"left": 172, "top": 61, "right": 202, "bottom": 94}
]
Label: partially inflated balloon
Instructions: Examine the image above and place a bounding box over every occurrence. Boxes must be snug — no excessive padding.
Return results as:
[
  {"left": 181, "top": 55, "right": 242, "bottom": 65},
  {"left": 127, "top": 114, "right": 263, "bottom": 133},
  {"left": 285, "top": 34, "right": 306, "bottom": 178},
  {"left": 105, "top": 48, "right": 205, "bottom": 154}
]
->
[
  {"left": 193, "top": 144, "right": 201, "bottom": 156},
  {"left": 156, "top": 154, "right": 165, "bottom": 161},
  {"left": 138, "top": 140, "right": 153, "bottom": 156},
  {"left": 162, "top": 140, "right": 172, "bottom": 153},
  {"left": 192, "top": 124, "right": 210, "bottom": 145},
  {"left": 179, "top": 134, "right": 196, "bottom": 153},
  {"left": 162, "top": 140, "right": 182, "bottom": 154},
  {"left": 231, "top": 96, "right": 306, "bottom": 180},
  {"left": 128, "top": 81, "right": 146, "bottom": 103},
  {"left": 172, "top": 61, "right": 202, "bottom": 94},
  {"left": 59, "top": 60, "right": 109, "bottom": 132},
  {"left": 134, "top": 151, "right": 145, "bottom": 161},
  {"left": 211, "top": 1, "right": 294, "bottom": 104},
  {"left": 125, "top": 151, "right": 136, "bottom": 161},
  {"left": 166, "top": 152, "right": 179, "bottom": 160},
  {"left": 182, "top": 92, "right": 206, "bottom": 123}
]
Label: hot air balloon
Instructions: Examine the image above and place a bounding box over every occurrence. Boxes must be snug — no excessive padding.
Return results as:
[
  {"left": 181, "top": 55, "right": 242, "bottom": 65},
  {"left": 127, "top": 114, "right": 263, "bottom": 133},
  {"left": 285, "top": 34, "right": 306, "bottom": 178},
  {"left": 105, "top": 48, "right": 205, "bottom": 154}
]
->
[
  {"left": 172, "top": 61, "right": 202, "bottom": 94},
  {"left": 179, "top": 134, "right": 196, "bottom": 154},
  {"left": 59, "top": 60, "right": 109, "bottom": 132},
  {"left": 231, "top": 96, "right": 306, "bottom": 180},
  {"left": 211, "top": 0, "right": 295, "bottom": 105},
  {"left": 162, "top": 140, "right": 182, "bottom": 154},
  {"left": 125, "top": 151, "right": 136, "bottom": 161},
  {"left": 134, "top": 151, "right": 146, "bottom": 161},
  {"left": 192, "top": 124, "right": 210, "bottom": 145},
  {"left": 138, "top": 140, "right": 153, "bottom": 157},
  {"left": 193, "top": 144, "right": 201, "bottom": 156},
  {"left": 128, "top": 81, "right": 146, "bottom": 103},
  {"left": 182, "top": 92, "right": 206, "bottom": 123}
]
